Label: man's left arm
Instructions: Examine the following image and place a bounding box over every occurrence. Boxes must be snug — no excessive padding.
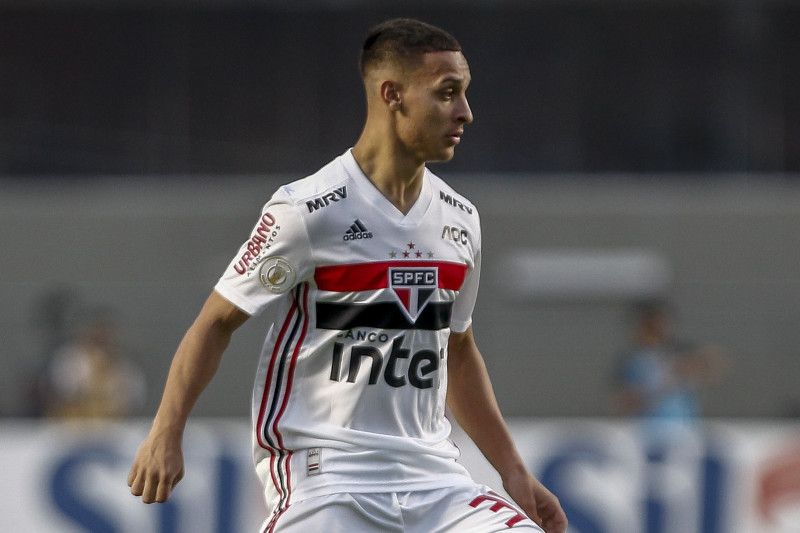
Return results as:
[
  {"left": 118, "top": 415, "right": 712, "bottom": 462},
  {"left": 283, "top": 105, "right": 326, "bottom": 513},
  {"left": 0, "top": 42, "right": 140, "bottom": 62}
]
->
[{"left": 447, "top": 326, "right": 568, "bottom": 533}]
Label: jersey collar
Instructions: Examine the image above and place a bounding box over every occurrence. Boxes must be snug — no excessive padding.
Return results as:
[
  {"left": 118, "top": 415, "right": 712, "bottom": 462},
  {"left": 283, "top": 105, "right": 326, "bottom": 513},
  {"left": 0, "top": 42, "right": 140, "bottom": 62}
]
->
[{"left": 341, "top": 149, "right": 433, "bottom": 226}]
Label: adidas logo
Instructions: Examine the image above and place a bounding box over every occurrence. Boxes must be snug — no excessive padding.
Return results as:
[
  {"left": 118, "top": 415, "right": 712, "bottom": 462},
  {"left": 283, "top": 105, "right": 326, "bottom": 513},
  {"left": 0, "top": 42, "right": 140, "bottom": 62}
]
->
[{"left": 343, "top": 219, "right": 373, "bottom": 241}]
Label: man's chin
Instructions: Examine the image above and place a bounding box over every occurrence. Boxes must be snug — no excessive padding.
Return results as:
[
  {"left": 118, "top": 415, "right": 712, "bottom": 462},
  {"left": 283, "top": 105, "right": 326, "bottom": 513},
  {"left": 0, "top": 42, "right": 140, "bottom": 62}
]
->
[{"left": 428, "top": 149, "right": 456, "bottom": 163}]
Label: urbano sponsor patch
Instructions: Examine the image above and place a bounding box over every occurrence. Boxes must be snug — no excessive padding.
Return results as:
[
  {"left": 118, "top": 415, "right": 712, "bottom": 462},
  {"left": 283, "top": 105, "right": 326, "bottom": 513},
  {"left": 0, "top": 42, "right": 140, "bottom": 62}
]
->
[{"left": 234, "top": 212, "right": 281, "bottom": 275}]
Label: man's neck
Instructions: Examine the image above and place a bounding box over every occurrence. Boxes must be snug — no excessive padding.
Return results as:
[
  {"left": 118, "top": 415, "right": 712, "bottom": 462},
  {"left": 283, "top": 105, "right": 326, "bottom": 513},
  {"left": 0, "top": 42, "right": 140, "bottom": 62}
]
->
[{"left": 352, "top": 139, "right": 425, "bottom": 215}]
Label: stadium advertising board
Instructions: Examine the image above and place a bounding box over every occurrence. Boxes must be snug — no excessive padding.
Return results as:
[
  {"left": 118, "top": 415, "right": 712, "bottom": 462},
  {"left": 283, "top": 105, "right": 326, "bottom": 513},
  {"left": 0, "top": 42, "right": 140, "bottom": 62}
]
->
[{"left": 1, "top": 419, "right": 799, "bottom": 533}]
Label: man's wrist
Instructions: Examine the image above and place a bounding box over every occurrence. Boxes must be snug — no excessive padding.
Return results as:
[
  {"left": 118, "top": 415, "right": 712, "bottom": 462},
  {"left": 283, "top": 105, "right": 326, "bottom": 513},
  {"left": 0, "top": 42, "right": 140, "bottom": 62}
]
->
[{"left": 498, "top": 460, "right": 531, "bottom": 482}]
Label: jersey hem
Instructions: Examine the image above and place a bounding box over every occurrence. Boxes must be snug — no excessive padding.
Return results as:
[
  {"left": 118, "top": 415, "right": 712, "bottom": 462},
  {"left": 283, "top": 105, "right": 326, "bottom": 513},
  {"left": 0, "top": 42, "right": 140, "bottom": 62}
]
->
[{"left": 285, "top": 472, "right": 476, "bottom": 504}]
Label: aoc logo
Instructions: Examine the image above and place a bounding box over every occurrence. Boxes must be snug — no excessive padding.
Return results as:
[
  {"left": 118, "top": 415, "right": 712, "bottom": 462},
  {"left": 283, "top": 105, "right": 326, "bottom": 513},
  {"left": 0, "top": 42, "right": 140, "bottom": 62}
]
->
[
  {"left": 442, "top": 225, "right": 468, "bottom": 245},
  {"left": 388, "top": 267, "right": 438, "bottom": 322}
]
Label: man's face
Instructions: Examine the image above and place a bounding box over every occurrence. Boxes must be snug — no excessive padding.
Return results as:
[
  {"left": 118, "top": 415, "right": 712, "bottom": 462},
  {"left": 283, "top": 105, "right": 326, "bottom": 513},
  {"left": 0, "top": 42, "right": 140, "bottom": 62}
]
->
[{"left": 395, "top": 51, "right": 473, "bottom": 163}]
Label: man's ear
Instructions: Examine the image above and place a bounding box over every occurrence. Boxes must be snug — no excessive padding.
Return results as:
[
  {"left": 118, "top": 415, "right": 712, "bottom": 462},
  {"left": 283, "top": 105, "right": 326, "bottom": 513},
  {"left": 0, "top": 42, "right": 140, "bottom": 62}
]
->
[{"left": 381, "top": 80, "right": 402, "bottom": 111}]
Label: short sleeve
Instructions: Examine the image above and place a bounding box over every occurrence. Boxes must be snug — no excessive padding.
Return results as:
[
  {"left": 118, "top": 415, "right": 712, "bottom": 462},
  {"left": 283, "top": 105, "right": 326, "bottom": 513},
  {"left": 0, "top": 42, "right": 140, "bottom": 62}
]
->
[
  {"left": 449, "top": 248, "right": 481, "bottom": 333},
  {"left": 214, "top": 200, "right": 313, "bottom": 316}
]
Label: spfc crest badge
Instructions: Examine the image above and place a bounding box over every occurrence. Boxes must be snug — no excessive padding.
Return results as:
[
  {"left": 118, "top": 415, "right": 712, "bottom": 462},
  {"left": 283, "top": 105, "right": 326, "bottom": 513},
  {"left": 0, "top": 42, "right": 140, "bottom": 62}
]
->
[{"left": 388, "top": 266, "right": 438, "bottom": 322}]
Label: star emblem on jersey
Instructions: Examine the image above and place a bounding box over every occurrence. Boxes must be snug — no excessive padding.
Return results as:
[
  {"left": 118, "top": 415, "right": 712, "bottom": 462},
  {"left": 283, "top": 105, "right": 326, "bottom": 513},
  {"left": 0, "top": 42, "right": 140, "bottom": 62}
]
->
[
  {"left": 388, "top": 241, "right": 434, "bottom": 259},
  {"left": 388, "top": 266, "right": 438, "bottom": 322}
]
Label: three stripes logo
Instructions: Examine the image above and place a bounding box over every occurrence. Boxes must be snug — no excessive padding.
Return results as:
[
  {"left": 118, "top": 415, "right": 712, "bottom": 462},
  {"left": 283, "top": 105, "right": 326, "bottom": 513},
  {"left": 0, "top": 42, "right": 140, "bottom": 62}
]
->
[{"left": 343, "top": 219, "right": 373, "bottom": 241}]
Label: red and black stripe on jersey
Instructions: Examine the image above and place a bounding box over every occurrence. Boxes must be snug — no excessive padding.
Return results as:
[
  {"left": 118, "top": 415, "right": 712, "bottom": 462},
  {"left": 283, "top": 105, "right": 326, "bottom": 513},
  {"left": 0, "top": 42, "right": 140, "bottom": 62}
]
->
[
  {"left": 256, "top": 283, "right": 310, "bottom": 523},
  {"left": 314, "top": 260, "right": 468, "bottom": 331}
]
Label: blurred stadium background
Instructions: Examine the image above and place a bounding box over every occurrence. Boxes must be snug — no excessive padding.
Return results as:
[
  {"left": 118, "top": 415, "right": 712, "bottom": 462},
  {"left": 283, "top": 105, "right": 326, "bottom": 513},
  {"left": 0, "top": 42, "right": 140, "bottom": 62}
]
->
[{"left": 2, "top": 1, "right": 800, "bottom": 532}]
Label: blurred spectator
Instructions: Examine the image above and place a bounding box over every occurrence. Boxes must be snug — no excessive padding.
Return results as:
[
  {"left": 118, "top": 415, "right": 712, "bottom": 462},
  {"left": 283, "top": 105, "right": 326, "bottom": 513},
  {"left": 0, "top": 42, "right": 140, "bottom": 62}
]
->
[
  {"left": 39, "top": 307, "right": 146, "bottom": 419},
  {"left": 30, "top": 287, "right": 83, "bottom": 358},
  {"left": 24, "top": 287, "right": 84, "bottom": 417},
  {"left": 612, "top": 299, "right": 726, "bottom": 447}
]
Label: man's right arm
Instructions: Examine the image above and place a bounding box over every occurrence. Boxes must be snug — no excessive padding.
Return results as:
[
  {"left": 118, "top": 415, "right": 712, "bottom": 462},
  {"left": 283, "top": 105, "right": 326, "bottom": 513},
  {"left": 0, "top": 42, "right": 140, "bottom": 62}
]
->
[{"left": 127, "top": 290, "right": 249, "bottom": 503}]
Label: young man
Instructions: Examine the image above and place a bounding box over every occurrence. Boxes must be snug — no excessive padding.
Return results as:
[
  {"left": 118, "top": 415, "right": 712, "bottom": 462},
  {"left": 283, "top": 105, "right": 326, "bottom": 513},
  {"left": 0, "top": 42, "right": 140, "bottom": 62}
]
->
[{"left": 128, "top": 18, "right": 567, "bottom": 533}]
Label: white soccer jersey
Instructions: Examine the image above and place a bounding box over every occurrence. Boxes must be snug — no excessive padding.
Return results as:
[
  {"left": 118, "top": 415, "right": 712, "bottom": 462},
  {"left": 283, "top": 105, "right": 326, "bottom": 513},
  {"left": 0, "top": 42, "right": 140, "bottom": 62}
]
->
[{"left": 214, "top": 149, "right": 482, "bottom": 518}]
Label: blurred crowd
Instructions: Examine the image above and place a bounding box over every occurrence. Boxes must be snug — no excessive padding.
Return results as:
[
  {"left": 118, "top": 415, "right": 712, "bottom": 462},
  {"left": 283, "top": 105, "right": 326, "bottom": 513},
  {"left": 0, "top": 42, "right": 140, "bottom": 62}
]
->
[
  {"left": 25, "top": 288, "right": 146, "bottom": 420},
  {"left": 611, "top": 299, "right": 728, "bottom": 448}
]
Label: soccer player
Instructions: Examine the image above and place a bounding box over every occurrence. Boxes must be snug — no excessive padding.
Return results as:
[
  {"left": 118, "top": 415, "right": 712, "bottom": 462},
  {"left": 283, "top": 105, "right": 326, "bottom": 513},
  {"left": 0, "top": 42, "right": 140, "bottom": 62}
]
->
[{"left": 128, "top": 18, "right": 567, "bottom": 533}]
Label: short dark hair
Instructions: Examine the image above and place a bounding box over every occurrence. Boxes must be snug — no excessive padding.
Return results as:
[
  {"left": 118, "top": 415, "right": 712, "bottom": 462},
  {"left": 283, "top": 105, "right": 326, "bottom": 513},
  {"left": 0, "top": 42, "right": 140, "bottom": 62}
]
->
[{"left": 359, "top": 18, "right": 462, "bottom": 77}]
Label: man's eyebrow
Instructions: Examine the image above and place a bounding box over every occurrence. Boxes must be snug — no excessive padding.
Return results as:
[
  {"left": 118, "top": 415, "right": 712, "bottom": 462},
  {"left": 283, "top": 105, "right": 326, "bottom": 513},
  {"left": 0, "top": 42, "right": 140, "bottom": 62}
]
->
[{"left": 438, "top": 75, "right": 470, "bottom": 86}]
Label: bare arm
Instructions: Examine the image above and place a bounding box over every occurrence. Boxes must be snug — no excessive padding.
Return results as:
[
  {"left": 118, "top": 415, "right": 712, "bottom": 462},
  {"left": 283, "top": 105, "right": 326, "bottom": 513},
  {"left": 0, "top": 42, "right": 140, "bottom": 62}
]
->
[
  {"left": 447, "top": 326, "right": 567, "bottom": 533},
  {"left": 128, "top": 290, "right": 249, "bottom": 503}
]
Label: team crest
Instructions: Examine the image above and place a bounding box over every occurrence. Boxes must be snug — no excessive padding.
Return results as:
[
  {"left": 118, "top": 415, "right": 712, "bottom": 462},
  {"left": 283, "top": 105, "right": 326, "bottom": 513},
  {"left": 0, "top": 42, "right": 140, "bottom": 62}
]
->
[{"left": 388, "top": 266, "right": 438, "bottom": 322}]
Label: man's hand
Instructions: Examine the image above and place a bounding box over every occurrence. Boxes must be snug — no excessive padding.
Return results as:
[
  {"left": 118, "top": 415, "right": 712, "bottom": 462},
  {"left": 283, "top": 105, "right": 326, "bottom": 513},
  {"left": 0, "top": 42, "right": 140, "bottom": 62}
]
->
[
  {"left": 127, "top": 291, "right": 249, "bottom": 504},
  {"left": 503, "top": 468, "right": 568, "bottom": 533},
  {"left": 127, "top": 428, "right": 185, "bottom": 504}
]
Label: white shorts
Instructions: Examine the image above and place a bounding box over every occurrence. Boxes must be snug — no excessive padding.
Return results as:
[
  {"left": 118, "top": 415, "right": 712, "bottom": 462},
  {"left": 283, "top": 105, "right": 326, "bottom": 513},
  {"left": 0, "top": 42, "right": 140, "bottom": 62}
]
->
[{"left": 260, "top": 483, "right": 544, "bottom": 533}]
